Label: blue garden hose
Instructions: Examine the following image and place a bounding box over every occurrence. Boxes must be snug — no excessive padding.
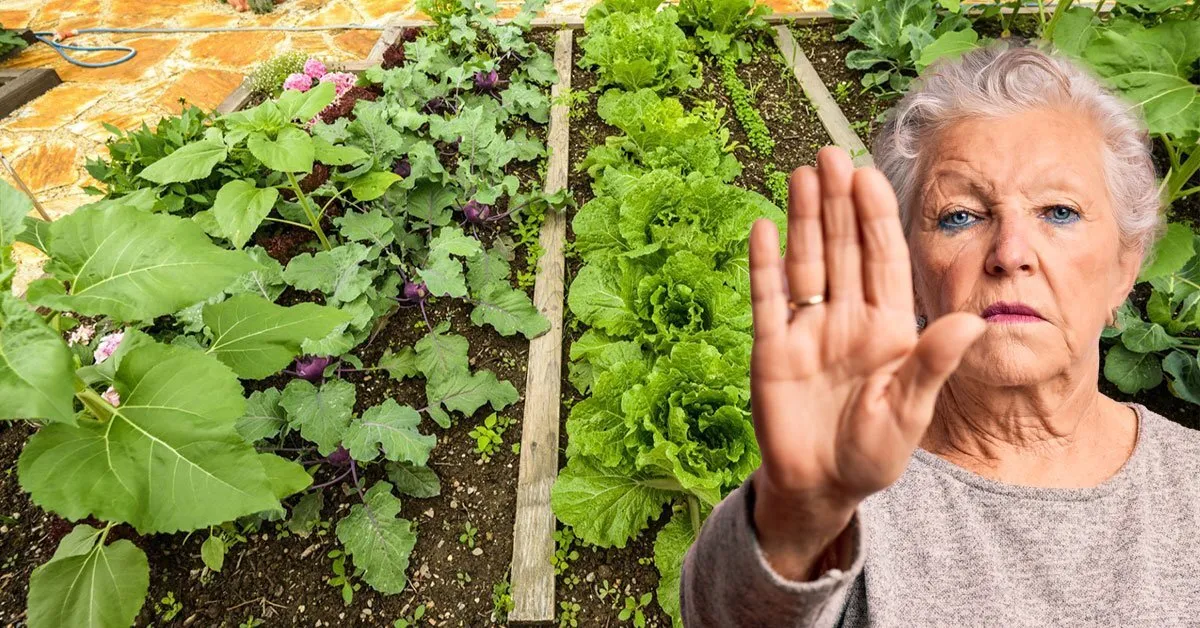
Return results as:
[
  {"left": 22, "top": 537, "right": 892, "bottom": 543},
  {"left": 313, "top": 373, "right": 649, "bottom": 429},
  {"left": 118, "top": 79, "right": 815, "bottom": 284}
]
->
[{"left": 29, "top": 24, "right": 387, "bottom": 69}]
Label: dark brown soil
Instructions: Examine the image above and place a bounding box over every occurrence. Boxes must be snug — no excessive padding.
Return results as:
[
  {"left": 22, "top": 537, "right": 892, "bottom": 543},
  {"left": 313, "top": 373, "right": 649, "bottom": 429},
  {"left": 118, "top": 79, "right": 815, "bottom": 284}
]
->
[{"left": 787, "top": 22, "right": 895, "bottom": 147}]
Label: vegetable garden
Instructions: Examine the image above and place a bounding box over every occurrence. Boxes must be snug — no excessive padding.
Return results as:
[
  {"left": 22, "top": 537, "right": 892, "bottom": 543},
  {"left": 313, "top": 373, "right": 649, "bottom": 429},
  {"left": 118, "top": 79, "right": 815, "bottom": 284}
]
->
[{"left": 0, "top": 0, "right": 1197, "bottom": 625}]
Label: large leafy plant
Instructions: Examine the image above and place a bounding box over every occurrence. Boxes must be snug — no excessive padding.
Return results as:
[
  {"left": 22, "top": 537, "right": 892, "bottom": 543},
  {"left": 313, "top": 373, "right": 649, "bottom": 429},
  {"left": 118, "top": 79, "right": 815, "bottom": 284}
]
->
[
  {"left": 677, "top": 0, "right": 772, "bottom": 62},
  {"left": 830, "top": 0, "right": 970, "bottom": 93},
  {"left": 0, "top": 24, "right": 26, "bottom": 58},
  {"left": 579, "top": 0, "right": 702, "bottom": 94}
]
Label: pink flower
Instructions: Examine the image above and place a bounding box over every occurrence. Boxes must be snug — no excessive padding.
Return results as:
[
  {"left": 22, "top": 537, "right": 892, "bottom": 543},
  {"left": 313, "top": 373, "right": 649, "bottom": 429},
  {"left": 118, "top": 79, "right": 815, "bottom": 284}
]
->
[
  {"left": 101, "top": 387, "right": 121, "bottom": 407},
  {"left": 319, "top": 72, "right": 358, "bottom": 97},
  {"left": 93, "top": 331, "right": 124, "bottom": 364},
  {"left": 303, "top": 58, "right": 328, "bottom": 79},
  {"left": 283, "top": 72, "right": 313, "bottom": 92},
  {"left": 68, "top": 323, "right": 96, "bottom": 346}
]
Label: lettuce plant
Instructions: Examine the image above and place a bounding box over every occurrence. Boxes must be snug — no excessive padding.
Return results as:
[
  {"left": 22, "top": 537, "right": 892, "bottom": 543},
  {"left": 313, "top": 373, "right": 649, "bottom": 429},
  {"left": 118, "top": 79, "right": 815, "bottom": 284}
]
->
[{"left": 579, "top": 3, "right": 702, "bottom": 94}]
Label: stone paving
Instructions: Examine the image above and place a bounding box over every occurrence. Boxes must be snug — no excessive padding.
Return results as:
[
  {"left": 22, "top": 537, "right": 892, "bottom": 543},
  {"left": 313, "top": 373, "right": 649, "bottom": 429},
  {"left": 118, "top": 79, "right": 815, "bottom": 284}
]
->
[{"left": 0, "top": 0, "right": 824, "bottom": 284}]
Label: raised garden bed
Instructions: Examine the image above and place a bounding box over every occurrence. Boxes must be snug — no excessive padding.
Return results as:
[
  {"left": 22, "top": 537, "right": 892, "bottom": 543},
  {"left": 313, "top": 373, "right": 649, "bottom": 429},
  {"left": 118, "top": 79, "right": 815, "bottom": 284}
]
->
[{"left": 0, "top": 68, "right": 60, "bottom": 119}]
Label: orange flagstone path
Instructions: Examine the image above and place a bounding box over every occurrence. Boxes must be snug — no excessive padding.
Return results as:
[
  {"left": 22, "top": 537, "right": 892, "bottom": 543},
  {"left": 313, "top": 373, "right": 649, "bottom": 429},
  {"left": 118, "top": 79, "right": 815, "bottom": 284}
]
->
[{"left": 0, "top": 0, "right": 827, "bottom": 288}]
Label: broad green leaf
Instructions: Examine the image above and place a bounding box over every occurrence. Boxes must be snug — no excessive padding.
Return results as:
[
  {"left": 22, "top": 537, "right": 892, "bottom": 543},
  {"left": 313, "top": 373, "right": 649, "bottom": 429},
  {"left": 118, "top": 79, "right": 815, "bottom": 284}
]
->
[
  {"left": 415, "top": 322, "right": 470, "bottom": 377},
  {"left": 406, "top": 181, "right": 458, "bottom": 227},
  {"left": 204, "top": 294, "right": 352, "bottom": 379},
  {"left": 248, "top": 127, "right": 315, "bottom": 173},
  {"left": 18, "top": 342, "right": 283, "bottom": 533},
  {"left": 551, "top": 456, "right": 676, "bottom": 548},
  {"left": 1119, "top": 320, "right": 1180, "bottom": 353},
  {"left": 426, "top": 369, "right": 518, "bottom": 429},
  {"left": 655, "top": 507, "right": 700, "bottom": 628},
  {"left": 1139, "top": 222, "right": 1195, "bottom": 282},
  {"left": 230, "top": 246, "right": 287, "bottom": 301},
  {"left": 349, "top": 171, "right": 404, "bottom": 202},
  {"left": 336, "top": 481, "right": 417, "bottom": 594},
  {"left": 283, "top": 243, "right": 375, "bottom": 304},
  {"left": 916, "top": 28, "right": 978, "bottom": 72},
  {"left": 259, "top": 452, "right": 313, "bottom": 499},
  {"left": 237, "top": 388, "right": 287, "bottom": 443},
  {"left": 280, "top": 378, "right": 356, "bottom": 455},
  {"left": 1050, "top": 7, "right": 1100, "bottom": 58},
  {"left": 568, "top": 265, "right": 640, "bottom": 336},
  {"left": 1163, "top": 349, "right": 1200, "bottom": 404},
  {"left": 418, "top": 254, "right": 469, "bottom": 298},
  {"left": 26, "top": 206, "right": 260, "bottom": 322},
  {"left": 314, "top": 135, "right": 370, "bottom": 166},
  {"left": 343, "top": 399, "right": 436, "bottom": 464},
  {"left": 0, "top": 178, "right": 32, "bottom": 246},
  {"left": 386, "top": 461, "right": 441, "bottom": 498},
  {"left": 211, "top": 179, "right": 280, "bottom": 249},
  {"left": 278, "top": 81, "right": 337, "bottom": 121},
  {"left": 1081, "top": 21, "right": 1200, "bottom": 138},
  {"left": 0, "top": 292, "right": 75, "bottom": 423},
  {"left": 1103, "top": 344, "right": 1163, "bottom": 394},
  {"left": 201, "top": 535, "right": 226, "bottom": 572},
  {"left": 336, "top": 209, "right": 395, "bottom": 245},
  {"left": 471, "top": 283, "right": 551, "bottom": 338},
  {"left": 288, "top": 491, "right": 324, "bottom": 536},
  {"left": 27, "top": 530, "right": 149, "bottom": 628},
  {"left": 379, "top": 346, "right": 421, "bottom": 380},
  {"left": 466, "top": 246, "right": 513, "bottom": 294},
  {"left": 138, "top": 137, "right": 227, "bottom": 184}
]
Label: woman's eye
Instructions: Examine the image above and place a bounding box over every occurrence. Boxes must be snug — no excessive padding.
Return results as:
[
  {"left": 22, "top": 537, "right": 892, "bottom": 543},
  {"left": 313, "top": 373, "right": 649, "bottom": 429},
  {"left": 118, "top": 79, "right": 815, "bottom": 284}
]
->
[
  {"left": 938, "top": 210, "right": 977, "bottom": 230},
  {"left": 1044, "top": 205, "right": 1080, "bottom": 224}
]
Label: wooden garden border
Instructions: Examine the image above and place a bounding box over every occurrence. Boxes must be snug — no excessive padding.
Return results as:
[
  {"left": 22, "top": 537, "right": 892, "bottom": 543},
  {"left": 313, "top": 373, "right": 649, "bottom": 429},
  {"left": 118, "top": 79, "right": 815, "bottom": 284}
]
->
[
  {"left": 0, "top": 69, "right": 61, "bottom": 120},
  {"left": 772, "top": 25, "right": 874, "bottom": 167},
  {"left": 508, "top": 27, "right": 573, "bottom": 625}
]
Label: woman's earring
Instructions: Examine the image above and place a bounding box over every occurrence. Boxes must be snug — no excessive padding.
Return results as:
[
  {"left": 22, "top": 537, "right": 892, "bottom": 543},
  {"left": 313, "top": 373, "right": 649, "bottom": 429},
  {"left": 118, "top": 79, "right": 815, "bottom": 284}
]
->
[{"left": 916, "top": 315, "right": 927, "bottom": 331}]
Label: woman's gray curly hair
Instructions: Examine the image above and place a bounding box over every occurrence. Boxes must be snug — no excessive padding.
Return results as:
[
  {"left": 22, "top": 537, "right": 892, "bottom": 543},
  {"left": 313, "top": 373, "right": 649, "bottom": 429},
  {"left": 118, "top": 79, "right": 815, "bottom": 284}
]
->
[{"left": 873, "top": 43, "right": 1162, "bottom": 256}]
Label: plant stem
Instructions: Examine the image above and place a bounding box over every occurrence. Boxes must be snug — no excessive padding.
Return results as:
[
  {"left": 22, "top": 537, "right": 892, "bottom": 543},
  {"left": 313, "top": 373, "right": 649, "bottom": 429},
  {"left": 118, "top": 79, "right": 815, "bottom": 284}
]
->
[
  {"left": 1166, "top": 146, "right": 1200, "bottom": 204},
  {"left": 286, "top": 172, "right": 332, "bottom": 251},
  {"left": 310, "top": 468, "right": 354, "bottom": 491},
  {"left": 76, "top": 387, "right": 114, "bottom": 422},
  {"left": 687, "top": 495, "right": 701, "bottom": 535},
  {"left": 263, "top": 216, "right": 317, "bottom": 231}
]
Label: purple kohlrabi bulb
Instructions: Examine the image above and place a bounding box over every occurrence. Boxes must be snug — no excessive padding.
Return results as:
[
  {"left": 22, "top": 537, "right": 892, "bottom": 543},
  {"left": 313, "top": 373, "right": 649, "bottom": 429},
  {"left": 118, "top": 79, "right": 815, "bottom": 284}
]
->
[
  {"left": 294, "top": 355, "right": 332, "bottom": 382},
  {"left": 474, "top": 69, "right": 500, "bottom": 93},
  {"left": 462, "top": 199, "right": 491, "bottom": 223},
  {"left": 403, "top": 280, "right": 428, "bottom": 301},
  {"left": 392, "top": 159, "right": 411, "bottom": 178},
  {"left": 327, "top": 445, "right": 351, "bottom": 467}
]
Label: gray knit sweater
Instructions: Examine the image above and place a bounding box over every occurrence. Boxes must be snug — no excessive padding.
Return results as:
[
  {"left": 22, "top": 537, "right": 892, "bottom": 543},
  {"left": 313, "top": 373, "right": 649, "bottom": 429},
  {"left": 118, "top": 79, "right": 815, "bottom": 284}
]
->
[{"left": 681, "top": 404, "right": 1200, "bottom": 627}]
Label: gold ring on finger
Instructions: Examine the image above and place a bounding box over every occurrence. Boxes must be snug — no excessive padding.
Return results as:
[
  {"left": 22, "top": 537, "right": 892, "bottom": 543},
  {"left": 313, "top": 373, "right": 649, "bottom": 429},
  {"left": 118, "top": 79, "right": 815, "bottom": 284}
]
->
[{"left": 788, "top": 294, "right": 825, "bottom": 310}]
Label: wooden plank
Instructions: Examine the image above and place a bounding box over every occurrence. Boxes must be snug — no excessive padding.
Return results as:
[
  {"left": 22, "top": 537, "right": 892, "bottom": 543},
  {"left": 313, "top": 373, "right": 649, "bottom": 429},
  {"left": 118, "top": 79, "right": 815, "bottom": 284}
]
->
[
  {"left": 0, "top": 69, "right": 61, "bottom": 120},
  {"left": 509, "top": 27, "right": 572, "bottom": 626},
  {"left": 215, "top": 79, "right": 254, "bottom": 115},
  {"left": 772, "top": 25, "right": 873, "bottom": 168},
  {"left": 367, "top": 23, "right": 401, "bottom": 64}
]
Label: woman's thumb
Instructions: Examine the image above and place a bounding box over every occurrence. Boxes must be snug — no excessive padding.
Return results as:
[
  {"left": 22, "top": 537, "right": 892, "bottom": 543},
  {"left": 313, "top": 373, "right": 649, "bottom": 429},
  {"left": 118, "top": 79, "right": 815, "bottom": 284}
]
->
[{"left": 893, "top": 312, "right": 987, "bottom": 435}]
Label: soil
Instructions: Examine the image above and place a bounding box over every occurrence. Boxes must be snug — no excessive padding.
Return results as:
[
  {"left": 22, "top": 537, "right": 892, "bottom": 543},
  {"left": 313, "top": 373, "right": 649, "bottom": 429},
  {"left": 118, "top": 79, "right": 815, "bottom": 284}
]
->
[{"left": 0, "top": 30, "right": 558, "bottom": 628}]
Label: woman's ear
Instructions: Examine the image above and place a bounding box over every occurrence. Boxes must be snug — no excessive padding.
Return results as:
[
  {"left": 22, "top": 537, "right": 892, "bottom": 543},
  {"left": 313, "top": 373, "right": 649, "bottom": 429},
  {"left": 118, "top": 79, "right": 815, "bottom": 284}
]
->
[{"left": 1110, "top": 245, "right": 1144, "bottom": 313}]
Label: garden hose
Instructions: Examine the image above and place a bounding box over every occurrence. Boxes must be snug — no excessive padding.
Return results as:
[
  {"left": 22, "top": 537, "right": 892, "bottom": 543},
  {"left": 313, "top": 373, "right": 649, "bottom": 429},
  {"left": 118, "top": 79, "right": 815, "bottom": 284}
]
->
[{"left": 29, "top": 24, "right": 387, "bottom": 69}]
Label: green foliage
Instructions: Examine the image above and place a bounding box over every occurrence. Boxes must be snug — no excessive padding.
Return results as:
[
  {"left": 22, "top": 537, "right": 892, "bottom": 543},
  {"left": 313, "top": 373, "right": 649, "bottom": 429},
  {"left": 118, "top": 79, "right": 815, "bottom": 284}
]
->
[
  {"left": 27, "top": 525, "right": 149, "bottom": 628},
  {"left": 581, "top": 89, "right": 741, "bottom": 185},
  {"left": 829, "top": 0, "right": 971, "bottom": 93},
  {"left": 580, "top": 3, "right": 702, "bottom": 94},
  {"left": 551, "top": 527, "right": 580, "bottom": 575},
  {"left": 325, "top": 548, "right": 362, "bottom": 606},
  {"left": 717, "top": 53, "right": 774, "bottom": 156},
  {"left": 335, "top": 482, "right": 418, "bottom": 594},
  {"left": 491, "top": 577, "right": 515, "bottom": 623},
  {"left": 459, "top": 521, "right": 478, "bottom": 547},
  {"left": 249, "top": 52, "right": 309, "bottom": 97},
  {"left": 558, "top": 600, "right": 582, "bottom": 628},
  {"left": 619, "top": 592, "right": 653, "bottom": 626},
  {"left": 468, "top": 412, "right": 514, "bottom": 462},
  {"left": 678, "top": 0, "right": 771, "bottom": 62},
  {"left": 0, "top": 293, "right": 76, "bottom": 424},
  {"left": 203, "top": 294, "right": 352, "bottom": 379},
  {"left": 0, "top": 25, "right": 28, "bottom": 58}
]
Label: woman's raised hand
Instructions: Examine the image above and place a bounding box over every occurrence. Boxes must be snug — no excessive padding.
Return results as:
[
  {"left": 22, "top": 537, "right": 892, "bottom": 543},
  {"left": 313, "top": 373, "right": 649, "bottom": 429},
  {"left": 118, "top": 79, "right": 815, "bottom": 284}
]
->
[{"left": 747, "top": 147, "right": 984, "bottom": 577}]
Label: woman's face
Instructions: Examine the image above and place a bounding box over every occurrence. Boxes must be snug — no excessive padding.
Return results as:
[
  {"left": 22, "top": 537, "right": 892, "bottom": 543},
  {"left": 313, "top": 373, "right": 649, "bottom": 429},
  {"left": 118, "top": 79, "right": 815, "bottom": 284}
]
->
[{"left": 909, "top": 107, "right": 1142, "bottom": 386}]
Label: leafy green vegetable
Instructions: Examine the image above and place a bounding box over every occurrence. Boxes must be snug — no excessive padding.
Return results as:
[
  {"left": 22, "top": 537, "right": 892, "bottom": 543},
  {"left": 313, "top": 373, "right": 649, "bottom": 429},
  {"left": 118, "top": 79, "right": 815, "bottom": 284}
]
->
[
  {"left": 211, "top": 179, "right": 280, "bottom": 249},
  {"left": 280, "top": 378, "right": 357, "bottom": 455},
  {"left": 137, "top": 135, "right": 228, "bottom": 185},
  {"left": 27, "top": 525, "right": 149, "bottom": 628},
  {"left": 203, "top": 294, "right": 352, "bottom": 379},
  {"left": 342, "top": 399, "right": 436, "bottom": 464},
  {"left": 0, "top": 292, "right": 76, "bottom": 424},
  {"left": 580, "top": 5, "right": 701, "bottom": 94},
  {"left": 551, "top": 456, "right": 676, "bottom": 547},
  {"left": 830, "top": 0, "right": 969, "bottom": 92},
  {"left": 19, "top": 341, "right": 297, "bottom": 533},
  {"left": 25, "top": 205, "right": 260, "bottom": 322},
  {"left": 335, "top": 481, "right": 417, "bottom": 594},
  {"left": 677, "top": 0, "right": 771, "bottom": 61}
]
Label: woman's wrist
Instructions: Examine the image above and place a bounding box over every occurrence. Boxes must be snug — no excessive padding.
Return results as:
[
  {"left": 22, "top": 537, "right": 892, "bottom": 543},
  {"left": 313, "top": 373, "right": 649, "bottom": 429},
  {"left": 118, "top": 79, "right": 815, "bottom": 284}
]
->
[{"left": 751, "top": 471, "right": 859, "bottom": 582}]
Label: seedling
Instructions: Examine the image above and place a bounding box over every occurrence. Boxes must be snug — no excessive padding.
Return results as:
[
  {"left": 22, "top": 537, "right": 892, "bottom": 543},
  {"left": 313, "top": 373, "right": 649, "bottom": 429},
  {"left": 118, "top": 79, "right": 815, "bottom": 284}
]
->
[
  {"left": 619, "top": 593, "right": 653, "bottom": 627},
  {"left": 326, "top": 549, "right": 362, "bottom": 606},
  {"left": 460, "top": 521, "right": 479, "bottom": 548}
]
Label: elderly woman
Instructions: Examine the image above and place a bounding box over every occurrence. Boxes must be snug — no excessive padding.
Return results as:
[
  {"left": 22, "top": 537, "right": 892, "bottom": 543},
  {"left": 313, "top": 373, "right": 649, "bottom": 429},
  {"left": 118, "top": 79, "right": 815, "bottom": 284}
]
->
[{"left": 681, "top": 44, "right": 1200, "bottom": 626}]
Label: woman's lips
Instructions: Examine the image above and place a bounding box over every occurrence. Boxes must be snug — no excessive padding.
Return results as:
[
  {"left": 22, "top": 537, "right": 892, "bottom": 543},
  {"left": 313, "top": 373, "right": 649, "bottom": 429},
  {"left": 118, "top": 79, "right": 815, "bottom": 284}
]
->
[{"left": 981, "top": 301, "right": 1044, "bottom": 323}]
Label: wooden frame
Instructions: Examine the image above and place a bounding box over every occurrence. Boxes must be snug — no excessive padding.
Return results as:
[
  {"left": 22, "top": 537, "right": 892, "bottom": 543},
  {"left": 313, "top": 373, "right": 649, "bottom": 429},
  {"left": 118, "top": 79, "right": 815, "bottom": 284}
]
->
[{"left": 0, "top": 69, "right": 61, "bottom": 120}]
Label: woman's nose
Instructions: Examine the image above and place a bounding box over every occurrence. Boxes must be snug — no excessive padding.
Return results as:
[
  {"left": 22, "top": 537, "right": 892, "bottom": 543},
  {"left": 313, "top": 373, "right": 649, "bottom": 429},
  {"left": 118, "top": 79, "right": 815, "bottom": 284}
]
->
[{"left": 984, "top": 221, "right": 1038, "bottom": 277}]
